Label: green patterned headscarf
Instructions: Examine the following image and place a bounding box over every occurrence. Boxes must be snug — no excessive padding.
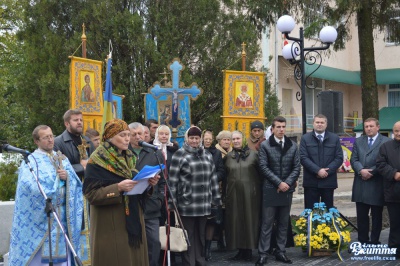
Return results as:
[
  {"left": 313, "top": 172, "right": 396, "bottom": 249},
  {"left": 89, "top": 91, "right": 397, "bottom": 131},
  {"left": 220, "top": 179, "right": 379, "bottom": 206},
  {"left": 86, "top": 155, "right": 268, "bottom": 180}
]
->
[{"left": 88, "top": 141, "right": 136, "bottom": 178}]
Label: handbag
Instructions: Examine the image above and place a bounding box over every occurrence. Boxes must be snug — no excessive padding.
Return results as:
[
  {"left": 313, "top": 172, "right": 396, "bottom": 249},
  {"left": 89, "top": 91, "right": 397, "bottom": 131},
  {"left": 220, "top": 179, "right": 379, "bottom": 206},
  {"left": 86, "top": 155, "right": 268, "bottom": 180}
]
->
[{"left": 159, "top": 211, "right": 188, "bottom": 252}]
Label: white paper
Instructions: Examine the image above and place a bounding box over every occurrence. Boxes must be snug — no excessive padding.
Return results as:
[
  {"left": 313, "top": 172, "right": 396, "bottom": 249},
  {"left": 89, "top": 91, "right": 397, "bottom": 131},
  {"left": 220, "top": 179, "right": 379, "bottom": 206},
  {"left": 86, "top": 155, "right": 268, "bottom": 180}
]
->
[
  {"left": 124, "top": 178, "right": 151, "bottom": 195},
  {"left": 124, "top": 164, "right": 165, "bottom": 195}
]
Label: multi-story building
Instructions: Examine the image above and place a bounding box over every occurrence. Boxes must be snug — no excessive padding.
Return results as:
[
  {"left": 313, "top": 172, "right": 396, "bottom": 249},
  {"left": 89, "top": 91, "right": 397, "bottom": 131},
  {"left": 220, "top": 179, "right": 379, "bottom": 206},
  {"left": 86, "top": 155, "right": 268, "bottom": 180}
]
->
[{"left": 262, "top": 11, "right": 400, "bottom": 135}]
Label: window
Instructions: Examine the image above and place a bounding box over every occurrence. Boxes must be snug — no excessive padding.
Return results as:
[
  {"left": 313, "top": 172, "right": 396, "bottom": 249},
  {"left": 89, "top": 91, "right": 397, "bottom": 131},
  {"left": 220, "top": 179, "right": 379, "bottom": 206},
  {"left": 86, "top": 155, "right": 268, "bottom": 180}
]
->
[
  {"left": 386, "top": 9, "right": 400, "bottom": 45},
  {"left": 303, "top": 6, "right": 324, "bottom": 39},
  {"left": 305, "top": 78, "right": 322, "bottom": 126},
  {"left": 388, "top": 84, "right": 400, "bottom": 107}
]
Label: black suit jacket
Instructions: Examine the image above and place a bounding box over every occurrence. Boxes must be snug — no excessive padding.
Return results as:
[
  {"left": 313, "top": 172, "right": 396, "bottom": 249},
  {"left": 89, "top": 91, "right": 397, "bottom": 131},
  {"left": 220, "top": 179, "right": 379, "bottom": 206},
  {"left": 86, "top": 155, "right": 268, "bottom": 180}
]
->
[{"left": 54, "top": 130, "right": 93, "bottom": 179}]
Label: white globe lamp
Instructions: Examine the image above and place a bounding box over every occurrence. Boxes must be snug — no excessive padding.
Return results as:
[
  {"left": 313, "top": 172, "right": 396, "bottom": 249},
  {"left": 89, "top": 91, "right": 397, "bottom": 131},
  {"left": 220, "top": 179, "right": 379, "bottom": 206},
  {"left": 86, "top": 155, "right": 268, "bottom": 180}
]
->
[
  {"left": 277, "top": 15, "right": 295, "bottom": 33},
  {"left": 319, "top": 26, "right": 338, "bottom": 43}
]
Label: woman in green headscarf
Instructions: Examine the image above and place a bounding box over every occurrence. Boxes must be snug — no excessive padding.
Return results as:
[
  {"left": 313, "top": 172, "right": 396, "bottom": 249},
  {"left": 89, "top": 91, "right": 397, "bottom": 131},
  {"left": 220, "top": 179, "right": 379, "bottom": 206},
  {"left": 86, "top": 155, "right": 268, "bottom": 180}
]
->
[
  {"left": 224, "top": 130, "right": 261, "bottom": 262},
  {"left": 83, "top": 119, "right": 159, "bottom": 266}
]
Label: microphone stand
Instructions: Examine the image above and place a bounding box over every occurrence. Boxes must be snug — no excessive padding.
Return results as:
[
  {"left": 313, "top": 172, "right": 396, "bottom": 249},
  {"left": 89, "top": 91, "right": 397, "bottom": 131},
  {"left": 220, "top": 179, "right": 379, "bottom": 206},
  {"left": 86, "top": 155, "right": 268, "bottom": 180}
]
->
[
  {"left": 23, "top": 154, "right": 83, "bottom": 266},
  {"left": 153, "top": 150, "right": 190, "bottom": 266}
]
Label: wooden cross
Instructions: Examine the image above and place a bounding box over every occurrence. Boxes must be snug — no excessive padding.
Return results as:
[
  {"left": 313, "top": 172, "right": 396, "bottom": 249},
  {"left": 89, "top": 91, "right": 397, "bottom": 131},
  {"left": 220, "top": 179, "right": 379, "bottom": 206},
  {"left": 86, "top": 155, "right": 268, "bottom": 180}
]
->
[
  {"left": 53, "top": 151, "right": 67, "bottom": 170},
  {"left": 77, "top": 138, "right": 90, "bottom": 160}
]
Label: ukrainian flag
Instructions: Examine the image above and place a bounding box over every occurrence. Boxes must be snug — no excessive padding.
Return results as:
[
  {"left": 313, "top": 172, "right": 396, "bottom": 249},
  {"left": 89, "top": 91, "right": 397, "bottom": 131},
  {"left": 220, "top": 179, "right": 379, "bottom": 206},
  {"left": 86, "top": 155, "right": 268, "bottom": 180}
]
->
[{"left": 102, "top": 54, "right": 113, "bottom": 129}]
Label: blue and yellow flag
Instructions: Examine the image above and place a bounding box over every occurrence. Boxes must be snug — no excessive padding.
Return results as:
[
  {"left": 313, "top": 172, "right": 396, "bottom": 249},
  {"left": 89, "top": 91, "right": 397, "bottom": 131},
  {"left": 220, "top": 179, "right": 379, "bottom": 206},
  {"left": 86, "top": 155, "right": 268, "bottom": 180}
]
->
[{"left": 102, "top": 54, "right": 113, "bottom": 129}]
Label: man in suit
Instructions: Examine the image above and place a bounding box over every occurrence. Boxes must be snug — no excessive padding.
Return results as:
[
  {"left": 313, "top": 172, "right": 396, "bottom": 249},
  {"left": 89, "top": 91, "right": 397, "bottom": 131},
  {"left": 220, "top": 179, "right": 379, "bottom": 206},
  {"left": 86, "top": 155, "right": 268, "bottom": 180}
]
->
[
  {"left": 256, "top": 116, "right": 300, "bottom": 265},
  {"left": 350, "top": 118, "right": 390, "bottom": 244},
  {"left": 300, "top": 114, "right": 343, "bottom": 209}
]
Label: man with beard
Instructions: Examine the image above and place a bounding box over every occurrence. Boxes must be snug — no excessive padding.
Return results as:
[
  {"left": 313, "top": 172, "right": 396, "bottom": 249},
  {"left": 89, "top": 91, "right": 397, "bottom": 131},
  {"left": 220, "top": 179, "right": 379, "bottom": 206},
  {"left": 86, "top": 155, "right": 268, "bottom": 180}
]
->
[{"left": 54, "top": 109, "right": 92, "bottom": 265}]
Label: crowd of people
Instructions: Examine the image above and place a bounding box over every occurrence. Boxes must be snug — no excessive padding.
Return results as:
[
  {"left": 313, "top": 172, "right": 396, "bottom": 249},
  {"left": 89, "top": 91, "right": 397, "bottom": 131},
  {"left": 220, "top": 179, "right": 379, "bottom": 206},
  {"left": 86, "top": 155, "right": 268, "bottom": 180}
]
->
[{"left": 7, "top": 109, "right": 400, "bottom": 266}]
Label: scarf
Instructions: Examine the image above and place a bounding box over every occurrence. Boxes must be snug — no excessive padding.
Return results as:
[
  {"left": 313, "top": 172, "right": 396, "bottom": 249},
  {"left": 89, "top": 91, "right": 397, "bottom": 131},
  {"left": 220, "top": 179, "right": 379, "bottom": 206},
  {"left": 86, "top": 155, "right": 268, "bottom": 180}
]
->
[
  {"left": 83, "top": 141, "right": 143, "bottom": 247},
  {"left": 215, "top": 143, "right": 232, "bottom": 158},
  {"left": 153, "top": 127, "right": 174, "bottom": 161},
  {"left": 231, "top": 145, "right": 251, "bottom": 163}
]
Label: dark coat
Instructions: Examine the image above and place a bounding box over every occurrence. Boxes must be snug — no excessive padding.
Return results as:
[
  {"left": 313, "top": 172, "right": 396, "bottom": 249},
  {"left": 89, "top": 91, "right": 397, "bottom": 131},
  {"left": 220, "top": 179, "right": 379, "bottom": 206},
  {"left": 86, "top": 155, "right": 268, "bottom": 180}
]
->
[
  {"left": 129, "top": 145, "right": 165, "bottom": 220},
  {"left": 259, "top": 135, "right": 300, "bottom": 192},
  {"left": 85, "top": 164, "right": 149, "bottom": 266},
  {"left": 224, "top": 148, "right": 260, "bottom": 249},
  {"left": 205, "top": 146, "right": 225, "bottom": 182},
  {"left": 300, "top": 130, "right": 343, "bottom": 189},
  {"left": 350, "top": 134, "right": 390, "bottom": 206},
  {"left": 376, "top": 139, "right": 400, "bottom": 203},
  {"left": 54, "top": 130, "right": 93, "bottom": 179}
]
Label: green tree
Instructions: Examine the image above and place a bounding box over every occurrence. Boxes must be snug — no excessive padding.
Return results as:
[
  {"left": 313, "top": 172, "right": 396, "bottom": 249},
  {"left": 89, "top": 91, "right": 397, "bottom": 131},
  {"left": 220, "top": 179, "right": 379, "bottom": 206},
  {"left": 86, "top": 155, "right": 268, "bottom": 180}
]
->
[
  {"left": 244, "top": 0, "right": 400, "bottom": 122},
  {"left": 2, "top": 0, "right": 263, "bottom": 149},
  {"left": 0, "top": 0, "right": 32, "bottom": 148},
  {"left": 0, "top": 160, "right": 19, "bottom": 201}
]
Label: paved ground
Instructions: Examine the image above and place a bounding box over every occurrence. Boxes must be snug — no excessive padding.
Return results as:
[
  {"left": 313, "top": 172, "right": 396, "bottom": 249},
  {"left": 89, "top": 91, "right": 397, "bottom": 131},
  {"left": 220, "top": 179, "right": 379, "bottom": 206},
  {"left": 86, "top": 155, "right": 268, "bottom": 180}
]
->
[{"left": 167, "top": 228, "right": 397, "bottom": 266}]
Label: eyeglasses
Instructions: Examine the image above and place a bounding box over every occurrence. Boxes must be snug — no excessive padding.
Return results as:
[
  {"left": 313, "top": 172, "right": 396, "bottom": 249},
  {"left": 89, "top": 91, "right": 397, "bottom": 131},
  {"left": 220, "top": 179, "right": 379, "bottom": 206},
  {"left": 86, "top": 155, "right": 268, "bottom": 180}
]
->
[{"left": 40, "top": 135, "right": 55, "bottom": 141}]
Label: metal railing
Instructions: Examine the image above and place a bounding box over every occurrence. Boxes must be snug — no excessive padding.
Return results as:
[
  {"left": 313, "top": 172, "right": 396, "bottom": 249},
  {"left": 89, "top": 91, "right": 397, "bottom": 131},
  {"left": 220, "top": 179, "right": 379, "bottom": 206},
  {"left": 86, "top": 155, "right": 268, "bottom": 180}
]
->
[{"left": 282, "top": 114, "right": 362, "bottom": 134}]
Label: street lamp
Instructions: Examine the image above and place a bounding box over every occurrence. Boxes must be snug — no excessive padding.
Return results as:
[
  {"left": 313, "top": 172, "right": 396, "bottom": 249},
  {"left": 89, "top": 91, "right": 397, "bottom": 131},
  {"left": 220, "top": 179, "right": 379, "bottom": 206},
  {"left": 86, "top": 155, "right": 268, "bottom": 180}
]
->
[{"left": 277, "top": 15, "right": 337, "bottom": 134}]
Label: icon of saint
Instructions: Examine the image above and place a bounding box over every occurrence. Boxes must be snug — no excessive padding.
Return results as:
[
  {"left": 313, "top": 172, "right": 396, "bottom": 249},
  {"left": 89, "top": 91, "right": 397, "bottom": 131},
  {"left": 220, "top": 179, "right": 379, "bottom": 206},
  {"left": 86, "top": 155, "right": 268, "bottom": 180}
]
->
[
  {"left": 236, "top": 84, "right": 253, "bottom": 107},
  {"left": 81, "top": 74, "right": 95, "bottom": 102}
]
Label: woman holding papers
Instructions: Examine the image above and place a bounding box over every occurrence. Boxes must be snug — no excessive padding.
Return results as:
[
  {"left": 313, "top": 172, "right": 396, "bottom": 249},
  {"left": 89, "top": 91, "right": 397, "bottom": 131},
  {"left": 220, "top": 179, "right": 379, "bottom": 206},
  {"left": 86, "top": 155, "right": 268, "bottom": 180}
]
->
[
  {"left": 169, "top": 126, "right": 221, "bottom": 266},
  {"left": 83, "top": 119, "right": 159, "bottom": 266},
  {"left": 224, "top": 130, "right": 261, "bottom": 261}
]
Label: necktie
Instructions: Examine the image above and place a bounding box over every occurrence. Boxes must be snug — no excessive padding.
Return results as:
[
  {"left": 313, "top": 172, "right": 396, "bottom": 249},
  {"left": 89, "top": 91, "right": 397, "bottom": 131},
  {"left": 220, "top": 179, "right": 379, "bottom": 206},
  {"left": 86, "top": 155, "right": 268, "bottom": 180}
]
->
[
  {"left": 317, "top": 135, "right": 323, "bottom": 142},
  {"left": 368, "top": 138, "right": 373, "bottom": 148},
  {"left": 279, "top": 140, "right": 283, "bottom": 148}
]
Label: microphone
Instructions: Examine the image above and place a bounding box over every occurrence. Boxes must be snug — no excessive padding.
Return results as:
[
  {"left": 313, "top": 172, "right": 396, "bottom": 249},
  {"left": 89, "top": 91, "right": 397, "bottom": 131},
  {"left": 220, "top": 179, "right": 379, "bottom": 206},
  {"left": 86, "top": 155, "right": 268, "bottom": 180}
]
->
[
  {"left": 138, "top": 140, "right": 158, "bottom": 151},
  {"left": 2, "top": 144, "right": 31, "bottom": 156}
]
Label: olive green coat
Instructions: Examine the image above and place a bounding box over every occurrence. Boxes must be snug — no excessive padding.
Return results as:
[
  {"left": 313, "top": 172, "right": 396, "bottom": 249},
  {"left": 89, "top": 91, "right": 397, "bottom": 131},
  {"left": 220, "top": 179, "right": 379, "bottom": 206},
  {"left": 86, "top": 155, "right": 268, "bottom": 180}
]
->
[
  {"left": 224, "top": 149, "right": 261, "bottom": 249},
  {"left": 85, "top": 183, "right": 149, "bottom": 266}
]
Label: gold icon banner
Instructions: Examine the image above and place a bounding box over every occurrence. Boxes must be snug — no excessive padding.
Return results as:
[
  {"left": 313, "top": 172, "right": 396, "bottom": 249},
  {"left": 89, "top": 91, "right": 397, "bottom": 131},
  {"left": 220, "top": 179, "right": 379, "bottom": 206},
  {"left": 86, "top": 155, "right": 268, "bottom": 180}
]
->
[{"left": 222, "top": 70, "right": 266, "bottom": 139}]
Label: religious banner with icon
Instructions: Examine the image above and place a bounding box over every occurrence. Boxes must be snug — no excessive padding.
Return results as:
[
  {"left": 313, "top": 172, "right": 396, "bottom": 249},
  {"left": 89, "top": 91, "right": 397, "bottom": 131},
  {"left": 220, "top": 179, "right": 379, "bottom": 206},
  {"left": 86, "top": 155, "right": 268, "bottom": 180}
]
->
[
  {"left": 69, "top": 56, "right": 103, "bottom": 132},
  {"left": 222, "top": 70, "right": 266, "bottom": 139},
  {"left": 145, "top": 58, "right": 202, "bottom": 147}
]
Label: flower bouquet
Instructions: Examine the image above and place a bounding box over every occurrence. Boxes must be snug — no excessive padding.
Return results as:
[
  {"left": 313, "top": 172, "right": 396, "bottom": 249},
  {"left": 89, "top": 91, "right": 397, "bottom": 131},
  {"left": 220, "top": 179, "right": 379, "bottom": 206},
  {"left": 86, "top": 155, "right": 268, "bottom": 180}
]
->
[{"left": 292, "top": 202, "right": 351, "bottom": 260}]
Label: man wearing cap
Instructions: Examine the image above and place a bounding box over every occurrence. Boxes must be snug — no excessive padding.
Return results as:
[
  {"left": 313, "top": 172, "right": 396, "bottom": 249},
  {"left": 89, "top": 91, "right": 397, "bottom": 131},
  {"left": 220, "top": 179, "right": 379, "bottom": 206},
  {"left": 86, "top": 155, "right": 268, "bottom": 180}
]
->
[{"left": 247, "top": 120, "right": 265, "bottom": 151}]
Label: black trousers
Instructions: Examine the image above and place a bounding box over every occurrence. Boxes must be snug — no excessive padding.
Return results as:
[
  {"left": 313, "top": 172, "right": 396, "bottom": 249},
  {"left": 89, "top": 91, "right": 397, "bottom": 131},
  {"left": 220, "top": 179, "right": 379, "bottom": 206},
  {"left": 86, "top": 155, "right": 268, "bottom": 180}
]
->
[
  {"left": 387, "top": 202, "right": 400, "bottom": 257},
  {"left": 355, "top": 202, "right": 383, "bottom": 244},
  {"left": 304, "top": 187, "right": 334, "bottom": 209},
  {"left": 181, "top": 216, "right": 207, "bottom": 266}
]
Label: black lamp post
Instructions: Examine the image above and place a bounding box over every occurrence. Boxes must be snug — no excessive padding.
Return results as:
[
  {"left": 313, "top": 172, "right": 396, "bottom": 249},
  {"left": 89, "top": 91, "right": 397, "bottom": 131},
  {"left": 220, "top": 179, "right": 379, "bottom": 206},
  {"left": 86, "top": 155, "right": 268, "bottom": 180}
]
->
[{"left": 277, "top": 15, "right": 337, "bottom": 134}]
